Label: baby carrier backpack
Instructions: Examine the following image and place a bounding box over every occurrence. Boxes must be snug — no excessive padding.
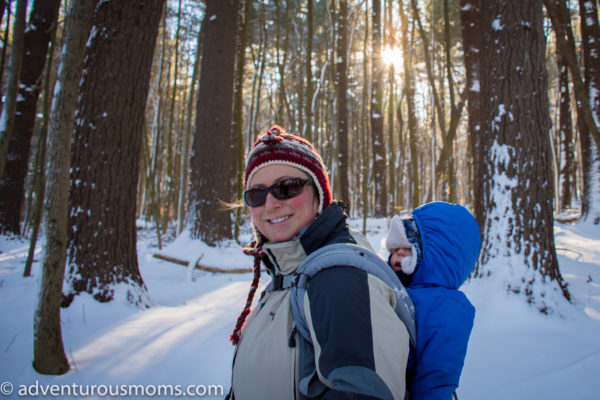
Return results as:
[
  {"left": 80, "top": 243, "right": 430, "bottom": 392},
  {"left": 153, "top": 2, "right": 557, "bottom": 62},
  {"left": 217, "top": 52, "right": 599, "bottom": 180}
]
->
[{"left": 269, "top": 242, "right": 417, "bottom": 347}]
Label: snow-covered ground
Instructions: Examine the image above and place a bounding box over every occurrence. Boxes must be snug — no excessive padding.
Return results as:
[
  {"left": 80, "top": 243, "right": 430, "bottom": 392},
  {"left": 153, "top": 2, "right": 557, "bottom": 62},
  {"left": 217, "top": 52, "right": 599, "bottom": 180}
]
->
[{"left": 0, "top": 217, "right": 598, "bottom": 399}]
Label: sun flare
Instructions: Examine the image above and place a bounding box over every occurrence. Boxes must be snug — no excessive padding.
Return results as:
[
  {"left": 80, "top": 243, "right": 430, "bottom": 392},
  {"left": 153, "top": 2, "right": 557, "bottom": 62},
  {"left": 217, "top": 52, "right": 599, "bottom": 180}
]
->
[{"left": 382, "top": 45, "right": 403, "bottom": 70}]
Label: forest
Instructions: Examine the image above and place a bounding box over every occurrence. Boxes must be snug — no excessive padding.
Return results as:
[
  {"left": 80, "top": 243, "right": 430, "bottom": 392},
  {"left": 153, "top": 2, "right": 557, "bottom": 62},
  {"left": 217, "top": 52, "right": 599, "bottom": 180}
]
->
[{"left": 0, "top": 0, "right": 598, "bottom": 375}]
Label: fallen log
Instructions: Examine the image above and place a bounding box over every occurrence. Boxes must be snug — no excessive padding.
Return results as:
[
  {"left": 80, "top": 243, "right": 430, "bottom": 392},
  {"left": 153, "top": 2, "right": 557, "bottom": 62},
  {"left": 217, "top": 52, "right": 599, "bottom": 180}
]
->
[
  {"left": 554, "top": 215, "right": 580, "bottom": 223},
  {"left": 153, "top": 253, "right": 252, "bottom": 274}
]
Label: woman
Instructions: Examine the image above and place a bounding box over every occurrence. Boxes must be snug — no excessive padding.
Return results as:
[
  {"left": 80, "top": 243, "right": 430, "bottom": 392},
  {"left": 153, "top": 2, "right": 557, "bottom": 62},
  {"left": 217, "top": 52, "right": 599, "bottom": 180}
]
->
[{"left": 228, "top": 126, "right": 410, "bottom": 400}]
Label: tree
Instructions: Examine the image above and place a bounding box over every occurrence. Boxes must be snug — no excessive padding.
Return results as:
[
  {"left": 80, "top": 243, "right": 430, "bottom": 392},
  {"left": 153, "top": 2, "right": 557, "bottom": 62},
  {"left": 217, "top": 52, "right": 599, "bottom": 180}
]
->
[
  {"left": 557, "top": 53, "right": 574, "bottom": 212},
  {"left": 0, "top": 0, "right": 27, "bottom": 181},
  {"left": 460, "top": 0, "right": 482, "bottom": 220},
  {"left": 304, "top": 0, "right": 314, "bottom": 142},
  {"left": 578, "top": 0, "right": 600, "bottom": 224},
  {"left": 163, "top": 0, "right": 183, "bottom": 233},
  {"left": 233, "top": 0, "right": 252, "bottom": 241},
  {"left": 475, "top": 0, "right": 569, "bottom": 309},
  {"left": 399, "top": 0, "right": 419, "bottom": 209},
  {"left": 371, "top": 0, "right": 387, "bottom": 217},
  {"left": 177, "top": 25, "right": 203, "bottom": 235},
  {"left": 544, "top": 0, "right": 600, "bottom": 150},
  {"left": 336, "top": 0, "right": 350, "bottom": 205},
  {"left": 0, "top": 0, "right": 61, "bottom": 235},
  {"left": 187, "top": 0, "right": 239, "bottom": 245},
  {"left": 34, "top": 0, "right": 96, "bottom": 375},
  {"left": 63, "top": 0, "right": 165, "bottom": 307}
]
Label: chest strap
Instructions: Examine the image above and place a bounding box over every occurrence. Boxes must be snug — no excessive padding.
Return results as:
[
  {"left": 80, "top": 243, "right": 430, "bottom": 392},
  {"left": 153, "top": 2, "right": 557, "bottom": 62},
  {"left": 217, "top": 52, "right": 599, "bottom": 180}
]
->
[{"left": 268, "top": 274, "right": 309, "bottom": 291}]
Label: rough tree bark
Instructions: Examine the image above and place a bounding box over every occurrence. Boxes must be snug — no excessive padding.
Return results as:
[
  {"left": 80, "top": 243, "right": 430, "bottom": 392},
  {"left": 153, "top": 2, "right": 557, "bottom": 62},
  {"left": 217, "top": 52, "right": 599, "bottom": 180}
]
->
[
  {"left": 64, "top": 0, "right": 165, "bottom": 307},
  {"left": 476, "top": 0, "right": 569, "bottom": 309}
]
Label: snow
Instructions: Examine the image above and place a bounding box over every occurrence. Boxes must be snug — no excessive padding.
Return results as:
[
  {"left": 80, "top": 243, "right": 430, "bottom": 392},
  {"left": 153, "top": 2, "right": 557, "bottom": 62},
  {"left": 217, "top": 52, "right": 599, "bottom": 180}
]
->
[
  {"left": 492, "top": 18, "right": 504, "bottom": 31},
  {"left": 1, "top": 217, "right": 599, "bottom": 399}
]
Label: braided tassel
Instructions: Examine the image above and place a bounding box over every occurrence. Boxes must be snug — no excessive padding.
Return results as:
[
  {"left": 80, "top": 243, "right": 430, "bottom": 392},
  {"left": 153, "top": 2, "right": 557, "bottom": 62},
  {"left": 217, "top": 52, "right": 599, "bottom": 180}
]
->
[{"left": 230, "top": 244, "right": 263, "bottom": 345}]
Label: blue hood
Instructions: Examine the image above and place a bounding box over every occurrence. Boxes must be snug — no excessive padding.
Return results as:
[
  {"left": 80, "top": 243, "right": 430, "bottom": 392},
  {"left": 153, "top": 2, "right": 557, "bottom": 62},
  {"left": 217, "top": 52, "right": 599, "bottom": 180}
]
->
[{"left": 411, "top": 202, "right": 481, "bottom": 289}]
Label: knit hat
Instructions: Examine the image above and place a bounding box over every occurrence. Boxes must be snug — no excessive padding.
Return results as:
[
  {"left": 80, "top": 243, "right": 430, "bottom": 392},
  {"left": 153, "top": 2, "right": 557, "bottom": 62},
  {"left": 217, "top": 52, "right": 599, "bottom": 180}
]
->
[
  {"left": 385, "top": 216, "right": 422, "bottom": 275},
  {"left": 244, "top": 125, "right": 332, "bottom": 214}
]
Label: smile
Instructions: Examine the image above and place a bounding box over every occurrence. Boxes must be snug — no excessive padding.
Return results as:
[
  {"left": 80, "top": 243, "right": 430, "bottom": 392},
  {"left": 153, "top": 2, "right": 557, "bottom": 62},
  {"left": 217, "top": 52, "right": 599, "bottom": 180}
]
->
[{"left": 269, "top": 216, "right": 291, "bottom": 224}]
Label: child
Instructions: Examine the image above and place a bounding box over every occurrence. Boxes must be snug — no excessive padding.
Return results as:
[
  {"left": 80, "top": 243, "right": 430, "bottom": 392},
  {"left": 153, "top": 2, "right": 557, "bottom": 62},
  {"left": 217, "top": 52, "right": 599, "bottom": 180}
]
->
[{"left": 385, "top": 201, "right": 481, "bottom": 400}]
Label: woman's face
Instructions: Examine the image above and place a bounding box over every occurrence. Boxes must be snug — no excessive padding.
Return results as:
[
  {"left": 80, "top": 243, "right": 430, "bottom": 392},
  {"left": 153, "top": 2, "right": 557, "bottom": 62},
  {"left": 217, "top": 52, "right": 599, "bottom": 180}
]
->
[{"left": 248, "top": 164, "right": 319, "bottom": 243}]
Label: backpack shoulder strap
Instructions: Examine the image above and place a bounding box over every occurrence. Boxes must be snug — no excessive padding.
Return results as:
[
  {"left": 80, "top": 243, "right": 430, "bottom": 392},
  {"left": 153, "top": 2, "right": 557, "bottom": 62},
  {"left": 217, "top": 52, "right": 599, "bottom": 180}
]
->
[{"left": 289, "top": 243, "right": 417, "bottom": 346}]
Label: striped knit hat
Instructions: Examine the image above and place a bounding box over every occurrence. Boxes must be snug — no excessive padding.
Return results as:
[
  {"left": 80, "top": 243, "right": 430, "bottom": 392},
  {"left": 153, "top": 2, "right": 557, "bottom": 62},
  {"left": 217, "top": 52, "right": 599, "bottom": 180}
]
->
[{"left": 244, "top": 125, "right": 332, "bottom": 213}]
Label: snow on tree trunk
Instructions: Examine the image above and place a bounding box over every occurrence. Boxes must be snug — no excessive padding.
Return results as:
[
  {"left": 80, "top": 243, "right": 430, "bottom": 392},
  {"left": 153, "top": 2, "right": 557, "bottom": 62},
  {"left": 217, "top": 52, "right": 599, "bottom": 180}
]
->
[
  {"left": 63, "top": 0, "right": 164, "bottom": 307},
  {"left": 476, "top": 0, "right": 570, "bottom": 312}
]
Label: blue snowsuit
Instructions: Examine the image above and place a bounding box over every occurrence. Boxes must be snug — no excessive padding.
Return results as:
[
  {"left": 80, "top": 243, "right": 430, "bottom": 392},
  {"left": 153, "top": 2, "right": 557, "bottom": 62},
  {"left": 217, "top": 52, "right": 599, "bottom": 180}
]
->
[{"left": 404, "top": 202, "right": 481, "bottom": 400}]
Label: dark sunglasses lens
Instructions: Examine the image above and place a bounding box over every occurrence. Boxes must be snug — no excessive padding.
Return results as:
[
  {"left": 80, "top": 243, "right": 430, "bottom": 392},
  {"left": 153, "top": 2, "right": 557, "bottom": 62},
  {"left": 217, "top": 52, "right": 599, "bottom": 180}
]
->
[
  {"left": 272, "top": 179, "right": 305, "bottom": 200},
  {"left": 244, "top": 178, "right": 309, "bottom": 207},
  {"left": 244, "top": 188, "right": 267, "bottom": 207}
]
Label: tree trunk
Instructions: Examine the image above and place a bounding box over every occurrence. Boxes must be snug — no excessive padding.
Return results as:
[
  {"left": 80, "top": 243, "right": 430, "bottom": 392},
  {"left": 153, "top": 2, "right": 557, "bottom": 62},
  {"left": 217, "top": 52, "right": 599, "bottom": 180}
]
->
[
  {"left": 361, "top": 0, "right": 369, "bottom": 231},
  {"left": 578, "top": 0, "right": 600, "bottom": 224},
  {"left": 371, "top": 0, "right": 387, "bottom": 217},
  {"left": 399, "top": 0, "right": 419, "bottom": 209},
  {"left": 386, "top": 0, "right": 396, "bottom": 208},
  {"left": 274, "top": 0, "right": 291, "bottom": 125},
  {"left": 0, "top": 0, "right": 28, "bottom": 182},
  {"left": 304, "top": 0, "right": 314, "bottom": 142},
  {"left": 163, "top": 0, "right": 182, "bottom": 233},
  {"left": 177, "top": 25, "right": 203, "bottom": 235},
  {"left": 460, "top": 0, "right": 482, "bottom": 224},
  {"left": 557, "top": 53, "right": 574, "bottom": 212},
  {"left": 476, "top": 0, "right": 569, "bottom": 308},
  {"left": 233, "top": 0, "right": 251, "bottom": 241},
  {"left": 24, "top": 14, "right": 58, "bottom": 277},
  {"left": 187, "top": 0, "right": 239, "bottom": 245},
  {"left": 34, "top": 0, "right": 96, "bottom": 375},
  {"left": 64, "top": 0, "right": 164, "bottom": 307},
  {"left": 442, "top": 0, "right": 458, "bottom": 202},
  {"left": 0, "top": 1, "right": 12, "bottom": 95},
  {"left": 0, "top": 0, "right": 60, "bottom": 235},
  {"left": 336, "top": 0, "right": 350, "bottom": 205},
  {"left": 544, "top": 0, "right": 600, "bottom": 151}
]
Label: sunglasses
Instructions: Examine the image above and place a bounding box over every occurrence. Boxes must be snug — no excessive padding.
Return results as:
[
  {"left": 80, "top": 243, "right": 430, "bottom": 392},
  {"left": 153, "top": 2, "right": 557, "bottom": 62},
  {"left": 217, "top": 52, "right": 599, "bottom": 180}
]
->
[{"left": 244, "top": 177, "right": 312, "bottom": 207}]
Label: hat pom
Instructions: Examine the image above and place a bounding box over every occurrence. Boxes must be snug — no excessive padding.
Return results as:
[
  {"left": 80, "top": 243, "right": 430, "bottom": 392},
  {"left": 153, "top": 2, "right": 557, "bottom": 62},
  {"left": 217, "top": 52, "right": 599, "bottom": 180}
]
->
[
  {"left": 259, "top": 126, "right": 284, "bottom": 145},
  {"left": 400, "top": 248, "right": 418, "bottom": 275}
]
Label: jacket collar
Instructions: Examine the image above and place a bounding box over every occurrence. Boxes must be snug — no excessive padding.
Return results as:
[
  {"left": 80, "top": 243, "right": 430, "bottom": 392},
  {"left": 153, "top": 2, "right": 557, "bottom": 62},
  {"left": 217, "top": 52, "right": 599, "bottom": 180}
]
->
[{"left": 262, "top": 202, "right": 354, "bottom": 276}]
